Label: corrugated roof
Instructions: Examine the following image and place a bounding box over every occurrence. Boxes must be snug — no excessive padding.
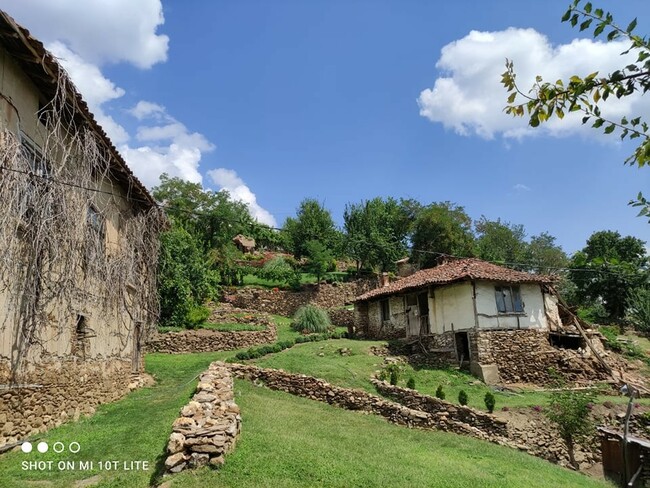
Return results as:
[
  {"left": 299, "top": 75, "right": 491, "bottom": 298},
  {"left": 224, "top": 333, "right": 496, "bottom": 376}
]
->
[
  {"left": 354, "top": 258, "right": 557, "bottom": 302},
  {"left": 0, "top": 10, "right": 156, "bottom": 209}
]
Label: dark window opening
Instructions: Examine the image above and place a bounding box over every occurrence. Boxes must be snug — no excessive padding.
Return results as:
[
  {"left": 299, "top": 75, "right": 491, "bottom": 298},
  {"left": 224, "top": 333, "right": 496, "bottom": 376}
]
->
[
  {"left": 380, "top": 299, "right": 390, "bottom": 321},
  {"left": 549, "top": 332, "right": 584, "bottom": 350},
  {"left": 37, "top": 100, "right": 51, "bottom": 127},
  {"left": 73, "top": 315, "right": 89, "bottom": 359},
  {"left": 495, "top": 285, "right": 524, "bottom": 313}
]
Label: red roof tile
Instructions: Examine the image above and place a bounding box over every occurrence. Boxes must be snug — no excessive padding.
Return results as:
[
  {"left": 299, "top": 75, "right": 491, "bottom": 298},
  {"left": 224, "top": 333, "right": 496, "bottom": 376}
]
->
[{"left": 354, "top": 258, "right": 556, "bottom": 302}]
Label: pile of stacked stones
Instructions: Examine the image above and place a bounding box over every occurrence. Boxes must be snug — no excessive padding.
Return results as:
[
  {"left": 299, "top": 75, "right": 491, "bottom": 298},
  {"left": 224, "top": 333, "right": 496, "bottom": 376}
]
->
[{"left": 164, "top": 363, "right": 241, "bottom": 473}]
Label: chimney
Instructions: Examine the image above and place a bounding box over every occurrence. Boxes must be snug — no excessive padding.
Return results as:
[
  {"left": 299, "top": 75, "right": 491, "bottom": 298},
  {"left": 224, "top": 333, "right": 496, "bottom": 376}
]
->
[{"left": 381, "top": 272, "right": 390, "bottom": 287}]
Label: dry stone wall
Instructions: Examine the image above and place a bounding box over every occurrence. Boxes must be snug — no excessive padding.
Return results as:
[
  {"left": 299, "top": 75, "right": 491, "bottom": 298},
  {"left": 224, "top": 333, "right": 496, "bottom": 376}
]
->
[
  {"left": 146, "top": 321, "right": 276, "bottom": 354},
  {"left": 371, "top": 378, "right": 508, "bottom": 438},
  {"left": 164, "top": 362, "right": 241, "bottom": 473},
  {"left": 228, "top": 363, "right": 510, "bottom": 443},
  {"left": 469, "top": 329, "right": 611, "bottom": 385},
  {"left": 0, "top": 358, "right": 134, "bottom": 447},
  {"left": 226, "top": 278, "right": 377, "bottom": 319}
]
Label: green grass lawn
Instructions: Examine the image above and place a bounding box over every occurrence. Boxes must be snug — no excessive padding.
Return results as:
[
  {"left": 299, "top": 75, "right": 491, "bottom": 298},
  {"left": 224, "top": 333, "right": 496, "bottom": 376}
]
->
[
  {"left": 242, "top": 271, "right": 350, "bottom": 289},
  {"left": 159, "top": 322, "right": 266, "bottom": 333},
  {"left": 0, "top": 350, "right": 612, "bottom": 487}
]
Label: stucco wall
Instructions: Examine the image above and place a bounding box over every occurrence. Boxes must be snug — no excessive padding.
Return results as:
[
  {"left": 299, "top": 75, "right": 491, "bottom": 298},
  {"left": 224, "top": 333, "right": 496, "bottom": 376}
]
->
[
  {"left": 475, "top": 282, "right": 547, "bottom": 330},
  {"left": 365, "top": 295, "right": 407, "bottom": 339},
  {"left": 431, "top": 282, "right": 474, "bottom": 333}
]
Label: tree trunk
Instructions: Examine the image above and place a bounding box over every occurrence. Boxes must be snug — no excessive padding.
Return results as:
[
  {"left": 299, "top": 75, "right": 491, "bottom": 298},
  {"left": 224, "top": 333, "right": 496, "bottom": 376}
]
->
[{"left": 565, "top": 436, "right": 578, "bottom": 470}]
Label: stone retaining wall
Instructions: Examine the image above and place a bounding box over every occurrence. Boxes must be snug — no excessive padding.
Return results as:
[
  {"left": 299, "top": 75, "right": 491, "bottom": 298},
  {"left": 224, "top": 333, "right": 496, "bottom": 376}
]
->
[
  {"left": 226, "top": 278, "right": 377, "bottom": 318},
  {"left": 470, "top": 329, "right": 611, "bottom": 385},
  {"left": 0, "top": 358, "right": 134, "bottom": 447},
  {"left": 227, "top": 363, "right": 510, "bottom": 443},
  {"left": 370, "top": 378, "right": 508, "bottom": 438},
  {"left": 146, "top": 321, "right": 277, "bottom": 354},
  {"left": 164, "top": 362, "right": 241, "bottom": 473}
]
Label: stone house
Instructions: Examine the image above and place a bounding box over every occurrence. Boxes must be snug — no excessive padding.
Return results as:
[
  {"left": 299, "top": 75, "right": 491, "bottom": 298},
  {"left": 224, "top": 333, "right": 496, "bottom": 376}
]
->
[
  {"left": 0, "top": 12, "right": 163, "bottom": 447},
  {"left": 353, "top": 258, "right": 570, "bottom": 383}
]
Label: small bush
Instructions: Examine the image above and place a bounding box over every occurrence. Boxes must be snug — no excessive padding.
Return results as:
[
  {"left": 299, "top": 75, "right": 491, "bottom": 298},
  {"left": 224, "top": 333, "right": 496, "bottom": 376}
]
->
[
  {"left": 435, "top": 385, "right": 446, "bottom": 400},
  {"left": 389, "top": 369, "right": 399, "bottom": 386},
  {"left": 458, "top": 390, "right": 468, "bottom": 406},
  {"left": 599, "top": 325, "right": 623, "bottom": 353},
  {"left": 484, "top": 392, "right": 496, "bottom": 413},
  {"left": 235, "top": 351, "right": 250, "bottom": 361},
  {"left": 406, "top": 377, "right": 416, "bottom": 389},
  {"left": 186, "top": 305, "right": 211, "bottom": 329},
  {"left": 292, "top": 304, "right": 331, "bottom": 334},
  {"left": 379, "top": 363, "right": 402, "bottom": 384}
]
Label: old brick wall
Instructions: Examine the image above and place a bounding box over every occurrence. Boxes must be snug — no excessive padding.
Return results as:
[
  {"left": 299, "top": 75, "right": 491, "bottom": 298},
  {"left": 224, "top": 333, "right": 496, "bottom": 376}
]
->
[
  {"left": 226, "top": 278, "right": 378, "bottom": 318},
  {"left": 0, "top": 358, "right": 134, "bottom": 446}
]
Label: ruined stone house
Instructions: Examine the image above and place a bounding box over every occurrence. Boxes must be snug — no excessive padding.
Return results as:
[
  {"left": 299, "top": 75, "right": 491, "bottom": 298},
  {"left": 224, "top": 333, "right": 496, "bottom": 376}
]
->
[
  {"left": 0, "top": 12, "right": 163, "bottom": 447},
  {"left": 353, "top": 258, "right": 592, "bottom": 383}
]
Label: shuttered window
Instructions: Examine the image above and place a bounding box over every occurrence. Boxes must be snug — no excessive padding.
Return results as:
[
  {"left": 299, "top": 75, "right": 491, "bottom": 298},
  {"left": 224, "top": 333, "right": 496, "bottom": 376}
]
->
[{"left": 495, "top": 285, "right": 524, "bottom": 313}]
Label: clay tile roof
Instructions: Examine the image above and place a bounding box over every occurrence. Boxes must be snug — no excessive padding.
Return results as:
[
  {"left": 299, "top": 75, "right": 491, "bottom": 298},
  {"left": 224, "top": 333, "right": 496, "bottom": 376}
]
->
[
  {"left": 354, "top": 258, "right": 557, "bottom": 303},
  {"left": 0, "top": 11, "right": 156, "bottom": 209}
]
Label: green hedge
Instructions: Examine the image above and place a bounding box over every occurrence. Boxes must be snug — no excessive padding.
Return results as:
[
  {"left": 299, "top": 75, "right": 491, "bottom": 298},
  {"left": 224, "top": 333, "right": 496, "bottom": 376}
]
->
[{"left": 229, "top": 331, "right": 347, "bottom": 362}]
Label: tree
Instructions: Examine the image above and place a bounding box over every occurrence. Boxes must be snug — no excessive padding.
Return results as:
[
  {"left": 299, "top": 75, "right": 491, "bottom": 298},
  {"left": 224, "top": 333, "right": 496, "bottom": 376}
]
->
[
  {"left": 546, "top": 388, "right": 596, "bottom": 470},
  {"left": 525, "top": 232, "right": 569, "bottom": 273},
  {"left": 627, "top": 286, "right": 650, "bottom": 333},
  {"left": 158, "top": 223, "right": 218, "bottom": 328},
  {"left": 283, "top": 199, "right": 340, "bottom": 259},
  {"left": 502, "top": 0, "right": 650, "bottom": 220},
  {"left": 570, "top": 230, "right": 648, "bottom": 322},
  {"left": 343, "top": 197, "right": 413, "bottom": 272},
  {"left": 410, "top": 202, "right": 475, "bottom": 268},
  {"left": 475, "top": 217, "right": 527, "bottom": 266},
  {"left": 304, "top": 240, "right": 334, "bottom": 284}
]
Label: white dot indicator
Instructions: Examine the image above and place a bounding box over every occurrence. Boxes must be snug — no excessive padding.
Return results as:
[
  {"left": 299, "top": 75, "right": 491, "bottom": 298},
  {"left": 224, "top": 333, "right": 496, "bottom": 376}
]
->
[
  {"left": 53, "top": 442, "right": 65, "bottom": 453},
  {"left": 21, "top": 442, "right": 32, "bottom": 453},
  {"left": 37, "top": 442, "right": 48, "bottom": 453},
  {"left": 69, "top": 442, "right": 80, "bottom": 453}
]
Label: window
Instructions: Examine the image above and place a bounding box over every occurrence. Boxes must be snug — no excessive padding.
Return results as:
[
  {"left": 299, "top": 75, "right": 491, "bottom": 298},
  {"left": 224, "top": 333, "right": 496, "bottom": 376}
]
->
[
  {"left": 86, "top": 204, "right": 106, "bottom": 258},
  {"left": 495, "top": 285, "right": 524, "bottom": 313},
  {"left": 381, "top": 299, "right": 390, "bottom": 321},
  {"left": 20, "top": 132, "right": 51, "bottom": 178}
]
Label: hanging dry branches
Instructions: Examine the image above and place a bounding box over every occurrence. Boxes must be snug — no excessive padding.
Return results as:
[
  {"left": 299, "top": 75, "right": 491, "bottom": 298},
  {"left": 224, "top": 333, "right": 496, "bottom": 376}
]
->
[{"left": 0, "top": 70, "right": 164, "bottom": 376}]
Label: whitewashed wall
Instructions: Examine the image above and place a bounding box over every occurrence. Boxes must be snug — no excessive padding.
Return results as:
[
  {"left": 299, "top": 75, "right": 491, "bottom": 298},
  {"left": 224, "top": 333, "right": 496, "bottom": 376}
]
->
[{"left": 475, "top": 282, "right": 547, "bottom": 330}]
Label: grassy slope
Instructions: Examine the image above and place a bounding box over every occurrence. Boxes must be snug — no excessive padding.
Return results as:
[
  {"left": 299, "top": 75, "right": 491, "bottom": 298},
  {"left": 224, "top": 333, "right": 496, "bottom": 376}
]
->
[{"left": 0, "top": 317, "right": 618, "bottom": 487}]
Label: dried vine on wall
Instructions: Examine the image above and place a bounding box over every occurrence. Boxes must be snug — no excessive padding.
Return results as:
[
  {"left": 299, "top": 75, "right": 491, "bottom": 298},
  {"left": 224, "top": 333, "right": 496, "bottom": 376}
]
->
[{"left": 0, "top": 72, "right": 164, "bottom": 377}]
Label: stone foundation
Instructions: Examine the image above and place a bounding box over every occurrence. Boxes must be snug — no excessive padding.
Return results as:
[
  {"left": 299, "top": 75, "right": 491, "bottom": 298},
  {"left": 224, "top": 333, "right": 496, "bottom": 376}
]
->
[
  {"left": 469, "top": 329, "right": 611, "bottom": 385},
  {"left": 164, "top": 362, "right": 241, "bottom": 473},
  {"left": 0, "top": 358, "right": 134, "bottom": 447},
  {"left": 146, "top": 321, "right": 277, "bottom": 354}
]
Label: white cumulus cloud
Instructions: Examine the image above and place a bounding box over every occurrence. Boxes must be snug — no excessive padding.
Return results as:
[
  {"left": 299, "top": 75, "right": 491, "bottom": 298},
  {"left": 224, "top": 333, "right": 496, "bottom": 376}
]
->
[
  {"left": 0, "top": 0, "right": 168, "bottom": 68},
  {"left": 208, "top": 168, "right": 277, "bottom": 227},
  {"left": 418, "top": 28, "right": 650, "bottom": 140}
]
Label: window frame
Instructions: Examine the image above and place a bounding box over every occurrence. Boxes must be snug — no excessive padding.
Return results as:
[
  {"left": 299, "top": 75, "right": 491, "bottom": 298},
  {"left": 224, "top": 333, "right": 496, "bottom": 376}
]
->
[{"left": 494, "top": 285, "right": 524, "bottom": 314}]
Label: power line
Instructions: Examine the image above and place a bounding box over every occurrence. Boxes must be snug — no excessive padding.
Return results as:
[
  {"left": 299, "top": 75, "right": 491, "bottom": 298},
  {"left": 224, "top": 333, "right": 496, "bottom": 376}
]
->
[{"left": 1, "top": 162, "right": 646, "bottom": 279}]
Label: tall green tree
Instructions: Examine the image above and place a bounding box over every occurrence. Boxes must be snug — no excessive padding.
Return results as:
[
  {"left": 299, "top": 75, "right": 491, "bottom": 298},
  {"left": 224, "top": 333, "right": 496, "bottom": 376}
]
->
[
  {"left": 475, "top": 217, "right": 527, "bottom": 266},
  {"left": 304, "top": 240, "right": 334, "bottom": 285},
  {"left": 570, "top": 230, "right": 648, "bottom": 322},
  {"left": 343, "top": 197, "right": 413, "bottom": 272},
  {"left": 502, "top": 0, "right": 650, "bottom": 220},
  {"left": 410, "top": 202, "right": 475, "bottom": 269},
  {"left": 525, "top": 232, "right": 569, "bottom": 273},
  {"left": 283, "top": 199, "right": 341, "bottom": 258}
]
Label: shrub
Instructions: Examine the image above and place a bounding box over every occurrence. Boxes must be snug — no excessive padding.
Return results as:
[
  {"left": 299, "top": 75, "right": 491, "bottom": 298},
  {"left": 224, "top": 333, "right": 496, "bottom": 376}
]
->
[
  {"left": 599, "top": 325, "right": 623, "bottom": 353},
  {"left": 458, "top": 390, "right": 468, "bottom": 406},
  {"left": 186, "top": 305, "right": 211, "bottom": 328},
  {"left": 235, "top": 351, "right": 250, "bottom": 361},
  {"left": 484, "top": 392, "right": 496, "bottom": 413},
  {"left": 406, "top": 377, "right": 416, "bottom": 389},
  {"left": 292, "top": 304, "right": 331, "bottom": 334},
  {"left": 628, "top": 287, "right": 650, "bottom": 334},
  {"left": 379, "top": 363, "right": 402, "bottom": 384},
  {"left": 435, "top": 385, "right": 446, "bottom": 400}
]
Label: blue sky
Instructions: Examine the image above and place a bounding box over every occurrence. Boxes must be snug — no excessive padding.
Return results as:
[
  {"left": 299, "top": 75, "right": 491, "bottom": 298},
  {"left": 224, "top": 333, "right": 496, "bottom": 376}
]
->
[{"left": 1, "top": 0, "right": 648, "bottom": 254}]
